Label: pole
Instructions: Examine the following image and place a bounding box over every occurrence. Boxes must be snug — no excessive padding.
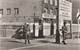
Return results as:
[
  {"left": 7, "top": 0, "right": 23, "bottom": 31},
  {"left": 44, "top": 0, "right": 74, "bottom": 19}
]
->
[
  {"left": 70, "top": 1, "right": 72, "bottom": 39},
  {"left": 77, "top": 9, "right": 80, "bottom": 45},
  {"left": 70, "top": 20, "right": 72, "bottom": 39},
  {"left": 33, "top": 13, "right": 35, "bottom": 37},
  {"left": 50, "top": 20, "right": 54, "bottom": 35},
  {"left": 56, "top": 0, "right": 60, "bottom": 44},
  {"left": 78, "top": 19, "right": 79, "bottom": 45}
]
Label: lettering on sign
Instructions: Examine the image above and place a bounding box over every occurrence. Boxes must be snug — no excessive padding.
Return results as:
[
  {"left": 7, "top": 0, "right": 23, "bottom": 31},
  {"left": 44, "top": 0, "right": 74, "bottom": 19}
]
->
[
  {"left": 42, "top": 13, "right": 56, "bottom": 19},
  {"left": 59, "top": 0, "right": 72, "bottom": 20}
]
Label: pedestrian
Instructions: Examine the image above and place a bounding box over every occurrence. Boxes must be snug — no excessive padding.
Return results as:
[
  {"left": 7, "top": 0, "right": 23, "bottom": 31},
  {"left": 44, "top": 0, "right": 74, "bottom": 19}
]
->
[
  {"left": 26, "top": 23, "right": 31, "bottom": 44},
  {"left": 62, "top": 22, "right": 68, "bottom": 45},
  {"left": 23, "top": 23, "right": 31, "bottom": 44}
]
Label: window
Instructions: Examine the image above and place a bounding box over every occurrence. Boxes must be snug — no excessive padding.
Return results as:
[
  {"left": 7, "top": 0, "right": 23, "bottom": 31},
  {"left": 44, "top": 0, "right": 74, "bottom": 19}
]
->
[
  {"left": 44, "top": 0, "right": 48, "bottom": 3},
  {"left": 44, "top": 19, "right": 50, "bottom": 23},
  {"left": 0, "top": 9, "right": 3, "bottom": 15},
  {"left": 50, "top": 9, "right": 53, "bottom": 14},
  {"left": 14, "top": 8, "right": 19, "bottom": 14},
  {"left": 55, "top": 0, "right": 57, "bottom": 6},
  {"left": 50, "top": 0, "right": 53, "bottom": 4},
  {"left": 7, "top": 8, "right": 11, "bottom": 15},
  {"left": 43, "top": 8, "right": 48, "bottom": 13}
]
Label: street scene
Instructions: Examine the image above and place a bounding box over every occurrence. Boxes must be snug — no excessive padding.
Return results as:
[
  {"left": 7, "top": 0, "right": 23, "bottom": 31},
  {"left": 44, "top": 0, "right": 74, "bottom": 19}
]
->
[{"left": 0, "top": 0, "right": 80, "bottom": 50}]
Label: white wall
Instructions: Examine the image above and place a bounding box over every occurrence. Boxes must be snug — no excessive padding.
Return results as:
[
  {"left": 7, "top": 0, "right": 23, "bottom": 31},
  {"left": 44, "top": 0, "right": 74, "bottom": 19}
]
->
[
  {"left": 43, "top": 23, "right": 51, "bottom": 36},
  {"left": 0, "top": 23, "right": 80, "bottom": 37}
]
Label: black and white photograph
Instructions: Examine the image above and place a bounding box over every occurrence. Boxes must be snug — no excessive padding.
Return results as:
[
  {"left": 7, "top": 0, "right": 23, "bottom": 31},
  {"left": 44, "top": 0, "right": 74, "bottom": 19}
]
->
[{"left": 0, "top": 0, "right": 80, "bottom": 50}]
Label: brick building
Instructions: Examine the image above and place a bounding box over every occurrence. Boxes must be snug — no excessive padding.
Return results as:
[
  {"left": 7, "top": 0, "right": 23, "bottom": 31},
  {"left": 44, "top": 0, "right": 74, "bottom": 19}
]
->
[{"left": 0, "top": 0, "right": 56, "bottom": 23}]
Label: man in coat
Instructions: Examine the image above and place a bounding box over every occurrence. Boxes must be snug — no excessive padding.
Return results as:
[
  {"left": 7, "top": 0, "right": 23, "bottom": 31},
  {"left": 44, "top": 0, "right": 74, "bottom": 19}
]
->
[{"left": 62, "top": 22, "right": 68, "bottom": 45}]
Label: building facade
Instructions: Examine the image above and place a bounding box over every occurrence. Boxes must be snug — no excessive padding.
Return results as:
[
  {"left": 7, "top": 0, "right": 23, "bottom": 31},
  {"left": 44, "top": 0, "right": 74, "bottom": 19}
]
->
[
  {"left": 0, "top": 0, "right": 57, "bottom": 37},
  {"left": 0, "top": 0, "right": 75, "bottom": 38},
  {"left": 0, "top": 0, "right": 56, "bottom": 24}
]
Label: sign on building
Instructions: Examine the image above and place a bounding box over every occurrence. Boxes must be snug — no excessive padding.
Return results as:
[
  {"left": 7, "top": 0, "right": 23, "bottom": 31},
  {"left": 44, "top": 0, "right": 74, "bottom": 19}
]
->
[
  {"left": 59, "top": 0, "right": 72, "bottom": 20},
  {"left": 42, "top": 13, "right": 56, "bottom": 19}
]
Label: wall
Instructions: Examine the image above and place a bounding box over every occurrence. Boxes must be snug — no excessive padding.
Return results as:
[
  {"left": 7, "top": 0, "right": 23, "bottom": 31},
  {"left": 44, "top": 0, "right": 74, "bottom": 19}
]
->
[
  {"left": 0, "top": 23, "right": 80, "bottom": 37},
  {"left": 0, "top": 0, "right": 42, "bottom": 23}
]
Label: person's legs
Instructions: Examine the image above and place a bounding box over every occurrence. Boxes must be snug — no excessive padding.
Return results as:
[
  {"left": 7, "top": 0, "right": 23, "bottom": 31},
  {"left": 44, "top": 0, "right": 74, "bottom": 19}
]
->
[
  {"left": 25, "top": 35, "right": 27, "bottom": 44},
  {"left": 62, "top": 33, "right": 66, "bottom": 45},
  {"left": 27, "top": 34, "right": 31, "bottom": 44},
  {"left": 24, "top": 32, "right": 27, "bottom": 44}
]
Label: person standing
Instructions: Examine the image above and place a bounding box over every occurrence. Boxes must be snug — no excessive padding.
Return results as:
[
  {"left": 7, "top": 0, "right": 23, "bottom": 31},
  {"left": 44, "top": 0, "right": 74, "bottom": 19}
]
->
[
  {"left": 23, "top": 23, "right": 27, "bottom": 44},
  {"left": 62, "top": 22, "right": 68, "bottom": 45},
  {"left": 26, "top": 23, "right": 31, "bottom": 44},
  {"left": 23, "top": 23, "right": 31, "bottom": 44}
]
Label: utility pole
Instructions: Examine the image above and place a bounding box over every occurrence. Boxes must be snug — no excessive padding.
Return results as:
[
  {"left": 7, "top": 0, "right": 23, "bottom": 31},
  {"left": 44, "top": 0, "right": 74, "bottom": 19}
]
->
[
  {"left": 70, "top": 1, "right": 72, "bottom": 39},
  {"left": 56, "top": 0, "right": 60, "bottom": 44}
]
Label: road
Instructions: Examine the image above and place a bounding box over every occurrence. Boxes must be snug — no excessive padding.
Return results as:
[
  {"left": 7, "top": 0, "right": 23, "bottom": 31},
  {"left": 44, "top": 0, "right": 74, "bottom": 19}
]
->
[
  {"left": 18, "top": 44, "right": 79, "bottom": 50},
  {"left": 0, "top": 37, "right": 80, "bottom": 50}
]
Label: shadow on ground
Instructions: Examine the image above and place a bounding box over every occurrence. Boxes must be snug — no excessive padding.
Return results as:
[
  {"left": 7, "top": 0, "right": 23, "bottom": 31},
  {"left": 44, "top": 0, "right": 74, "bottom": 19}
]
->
[
  {"left": 38, "top": 40, "right": 51, "bottom": 43},
  {"left": 8, "top": 40, "right": 24, "bottom": 44},
  {"left": 2, "top": 38, "right": 24, "bottom": 44}
]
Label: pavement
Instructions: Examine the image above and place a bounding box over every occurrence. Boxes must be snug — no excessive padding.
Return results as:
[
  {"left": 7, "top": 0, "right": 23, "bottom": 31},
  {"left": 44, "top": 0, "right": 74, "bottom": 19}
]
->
[{"left": 0, "top": 37, "right": 80, "bottom": 50}]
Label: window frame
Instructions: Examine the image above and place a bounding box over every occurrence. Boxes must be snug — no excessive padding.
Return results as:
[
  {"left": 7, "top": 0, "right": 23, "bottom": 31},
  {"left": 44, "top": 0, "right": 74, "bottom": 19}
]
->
[
  {"left": 6, "top": 8, "right": 11, "bottom": 15},
  {"left": 50, "top": 9, "right": 53, "bottom": 14},
  {"left": 14, "top": 8, "right": 19, "bottom": 15},
  {"left": 43, "top": 7, "right": 48, "bottom": 14},
  {"left": 0, "top": 9, "right": 3, "bottom": 15}
]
